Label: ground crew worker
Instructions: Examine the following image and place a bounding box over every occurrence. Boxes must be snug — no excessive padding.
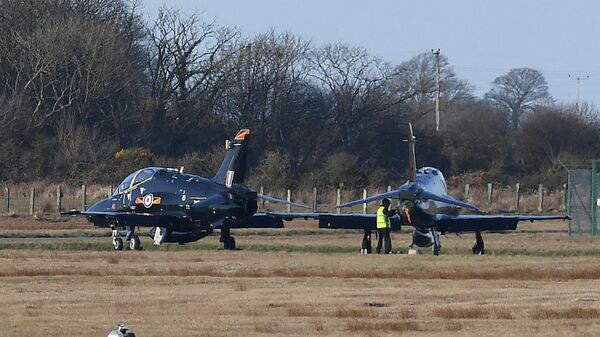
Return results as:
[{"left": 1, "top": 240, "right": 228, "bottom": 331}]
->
[
  {"left": 376, "top": 198, "right": 396, "bottom": 254},
  {"left": 399, "top": 199, "right": 417, "bottom": 225}
]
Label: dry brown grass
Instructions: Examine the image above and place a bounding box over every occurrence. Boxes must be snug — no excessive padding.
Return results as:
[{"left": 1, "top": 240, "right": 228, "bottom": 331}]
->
[
  {"left": 346, "top": 320, "right": 421, "bottom": 332},
  {"left": 1, "top": 226, "right": 600, "bottom": 337},
  {"left": 398, "top": 307, "right": 418, "bottom": 319},
  {"left": 445, "top": 321, "right": 463, "bottom": 331},
  {"left": 530, "top": 307, "right": 600, "bottom": 320},
  {"left": 3, "top": 262, "right": 600, "bottom": 281},
  {"left": 434, "top": 306, "right": 489, "bottom": 319},
  {"left": 491, "top": 306, "right": 515, "bottom": 319},
  {"left": 334, "top": 307, "right": 378, "bottom": 318},
  {"left": 435, "top": 306, "right": 514, "bottom": 320}
]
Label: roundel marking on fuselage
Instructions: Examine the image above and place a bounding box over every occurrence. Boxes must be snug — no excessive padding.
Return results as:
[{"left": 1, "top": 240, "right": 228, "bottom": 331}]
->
[{"left": 143, "top": 193, "right": 154, "bottom": 208}]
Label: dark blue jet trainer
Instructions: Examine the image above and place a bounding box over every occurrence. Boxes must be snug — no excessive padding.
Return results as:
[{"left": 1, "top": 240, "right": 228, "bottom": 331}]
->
[
  {"left": 321, "top": 123, "right": 571, "bottom": 255},
  {"left": 63, "top": 129, "right": 315, "bottom": 251}
]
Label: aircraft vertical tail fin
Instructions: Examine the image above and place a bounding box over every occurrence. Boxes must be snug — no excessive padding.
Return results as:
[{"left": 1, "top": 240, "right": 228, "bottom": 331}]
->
[
  {"left": 407, "top": 123, "right": 417, "bottom": 182},
  {"left": 212, "top": 129, "right": 251, "bottom": 187}
]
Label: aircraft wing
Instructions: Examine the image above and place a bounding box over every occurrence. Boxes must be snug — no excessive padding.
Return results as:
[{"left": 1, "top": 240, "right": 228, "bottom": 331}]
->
[
  {"left": 230, "top": 212, "right": 320, "bottom": 229},
  {"left": 336, "top": 183, "right": 481, "bottom": 213},
  {"left": 257, "top": 194, "right": 312, "bottom": 209},
  {"left": 432, "top": 214, "right": 571, "bottom": 233},
  {"left": 61, "top": 210, "right": 184, "bottom": 227},
  {"left": 336, "top": 190, "right": 403, "bottom": 208},
  {"left": 317, "top": 213, "right": 403, "bottom": 231}
]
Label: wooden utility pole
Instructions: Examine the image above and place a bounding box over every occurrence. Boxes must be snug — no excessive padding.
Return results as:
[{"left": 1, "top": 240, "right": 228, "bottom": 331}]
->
[
  {"left": 568, "top": 74, "right": 589, "bottom": 113},
  {"left": 433, "top": 49, "right": 441, "bottom": 131}
]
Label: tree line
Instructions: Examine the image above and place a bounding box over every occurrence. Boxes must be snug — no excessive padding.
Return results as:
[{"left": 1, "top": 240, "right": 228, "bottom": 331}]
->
[{"left": 0, "top": 0, "right": 599, "bottom": 191}]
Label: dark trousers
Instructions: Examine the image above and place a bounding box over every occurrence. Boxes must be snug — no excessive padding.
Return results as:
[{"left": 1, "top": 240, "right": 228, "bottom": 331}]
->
[
  {"left": 376, "top": 228, "right": 392, "bottom": 254},
  {"left": 361, "top": 229, "right": 372, "bottom": 254}
]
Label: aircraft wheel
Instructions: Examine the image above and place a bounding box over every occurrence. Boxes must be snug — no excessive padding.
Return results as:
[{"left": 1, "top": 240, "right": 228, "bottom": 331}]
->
[
  {"left": 113, "top": 238, "right": 124, "bottom": 251},
  {"left": 224, "top": 236, "right": 236, "bottom": 250},
  {"left": 433, "top": 245, "right": 440, "bottom": 256},
  {"left": 129, "top": 235, "right": 141, "bottom": 250}
]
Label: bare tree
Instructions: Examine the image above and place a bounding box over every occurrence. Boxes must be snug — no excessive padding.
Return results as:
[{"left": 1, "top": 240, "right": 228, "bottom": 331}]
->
[
  {"left": 308, "top": 43, "right": 391, "bottom": 149},
  {"left": 144, "top": 7, "right": 238, "bottom": 152},
  {"left": 484, "top": 68, "right": 552, "bottom": 129},
  {"left": 220, "top": 31, "right": 311, "bottom": 149}
]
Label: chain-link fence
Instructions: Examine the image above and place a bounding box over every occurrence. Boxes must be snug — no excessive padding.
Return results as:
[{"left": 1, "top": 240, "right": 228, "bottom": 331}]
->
[{"left": 566, "top": 159, "right": 600, "bottom": 235}]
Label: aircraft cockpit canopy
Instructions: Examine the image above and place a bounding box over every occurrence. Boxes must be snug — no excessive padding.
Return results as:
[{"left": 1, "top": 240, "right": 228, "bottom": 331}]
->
[{"left": 115, "top": 167, "right": 160, "bottom": 195}]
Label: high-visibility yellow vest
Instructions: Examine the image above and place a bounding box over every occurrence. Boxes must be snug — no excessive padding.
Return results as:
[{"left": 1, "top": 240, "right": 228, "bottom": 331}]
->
[{"left": 376, "top": 206, "right": 390, "bottom": 229}]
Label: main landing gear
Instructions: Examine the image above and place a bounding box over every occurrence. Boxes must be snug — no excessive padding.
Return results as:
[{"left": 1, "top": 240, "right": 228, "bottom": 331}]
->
[
  {"left": 431, "top": 228, "right": 441, "bottom": 256},
  {"left": 219, "top": 227, "right": 236, "bottom": 250},
  {"left": 472, "top": 231, "right": 485, "bottom": 255},
  {"left": 360, "top": 229, "right": 372, "bottom": 255},
  {"left": 111, "top": 226, "right": 142, "bottom": 251}
]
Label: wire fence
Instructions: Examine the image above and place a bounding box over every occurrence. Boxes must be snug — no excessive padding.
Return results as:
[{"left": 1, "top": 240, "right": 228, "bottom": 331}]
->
[{"left": 0, "top": 182, "right": 566, "bottom": 216}]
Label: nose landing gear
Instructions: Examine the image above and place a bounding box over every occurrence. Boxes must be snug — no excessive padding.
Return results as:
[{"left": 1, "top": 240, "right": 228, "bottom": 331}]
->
[{"left": 111, "top": 226, "right": 143, "bottom": 251}]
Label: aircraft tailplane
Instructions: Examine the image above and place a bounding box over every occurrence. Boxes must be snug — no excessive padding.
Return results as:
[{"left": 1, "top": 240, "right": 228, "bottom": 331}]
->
[{"left": 213, "top": 129, "right": 251, "bottom": 187}]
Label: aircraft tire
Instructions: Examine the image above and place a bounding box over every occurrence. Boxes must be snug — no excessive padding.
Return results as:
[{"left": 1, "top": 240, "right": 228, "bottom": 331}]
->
[
  {"left": 433, "top": 245, "right": 440, "bottom": 256},
  {"left": 113, "top": 238, "right": 124, "bottom": 251},
  {"left": 129, "top": 235, "right": 141, "bottom": 250}
]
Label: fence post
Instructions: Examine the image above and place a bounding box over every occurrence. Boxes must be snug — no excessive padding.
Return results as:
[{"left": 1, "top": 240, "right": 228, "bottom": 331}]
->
[
  {"left": 562, "top": 183, "right": 568, "bottom": 212},
  {"left": 514, "top": 183, "right": 521, "bottom": 211},
  {"left": 312, "top": 187, "right": 318, "bottom": 211},
  {"left": 29, "top": 187, "right": 35, "bottom": 215},
  {"left": 487, "top": 183, "right": 493, "bottom": 211},
  {"left": 362, "top": 188, "right": 368, "bottom": 213},
  {"left": 336, "top": 187, "right": 342, "bottom": 214},
  {"left": 81, "top": 185, "right": 87, "bottom": 211},
  {"left": 463, "top": 184, "right": 470, "bottom": 201},
  {"left": 57, "top": 185, "right": 62, "bottom": 214},
  {"left": 567, "top": 173, "right": 572, "bottom": 236},
  {"left": 286, "top": 189, "right": 291, "bottom": 213},
  {"left": 5, "top": 187, "right": 9, "bottom": 215},
  {"left": 537, "top": 184, "right": 544, "bottom": 213},
  {"left": 259, "top": 186, "right": 265, "bottom": 210},
  {"left": 592, "top": 159, "right": 597, "bottom": 236}
]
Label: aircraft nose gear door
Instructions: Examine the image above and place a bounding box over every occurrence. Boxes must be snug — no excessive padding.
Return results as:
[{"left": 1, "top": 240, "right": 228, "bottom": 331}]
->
[{"left": 153, "top": 227, "right": 167, "bottom": 246}]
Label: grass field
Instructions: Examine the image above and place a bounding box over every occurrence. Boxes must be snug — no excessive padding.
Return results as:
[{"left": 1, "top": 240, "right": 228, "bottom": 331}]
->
[{"left": 1, "top": 217, "right": 599, "bottom": 337}]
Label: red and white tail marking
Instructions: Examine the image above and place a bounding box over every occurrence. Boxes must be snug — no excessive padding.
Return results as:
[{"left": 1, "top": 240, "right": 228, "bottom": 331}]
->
[{"left": 225, "top": 170, "right": 235, "bottom": 188}]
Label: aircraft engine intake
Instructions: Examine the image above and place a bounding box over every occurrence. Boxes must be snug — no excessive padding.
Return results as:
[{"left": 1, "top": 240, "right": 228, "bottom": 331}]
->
[
  {"left": 412, "top": 229, "right": 434, "bottom": 248},
  {"left": 245, "top": 199, "right": 258, "bottom": 216}
]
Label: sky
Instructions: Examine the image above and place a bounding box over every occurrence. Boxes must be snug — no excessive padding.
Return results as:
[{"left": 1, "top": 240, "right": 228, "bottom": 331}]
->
[{"left": 141, "top": 0, "right": 600, "bottom": 106}]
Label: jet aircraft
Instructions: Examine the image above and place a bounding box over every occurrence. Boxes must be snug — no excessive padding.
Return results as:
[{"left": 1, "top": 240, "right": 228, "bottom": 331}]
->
[
  {"left": 321, "top": 123, "right": 570, "bottom": 255},
  {"left": 63, "top": 129, "right": 315, "bottom": 251}
]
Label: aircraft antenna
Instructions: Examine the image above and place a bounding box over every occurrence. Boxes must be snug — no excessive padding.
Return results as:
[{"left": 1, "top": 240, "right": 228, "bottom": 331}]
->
[{"left": 403, "top": 123, "right": 417, "bottom": 182}]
